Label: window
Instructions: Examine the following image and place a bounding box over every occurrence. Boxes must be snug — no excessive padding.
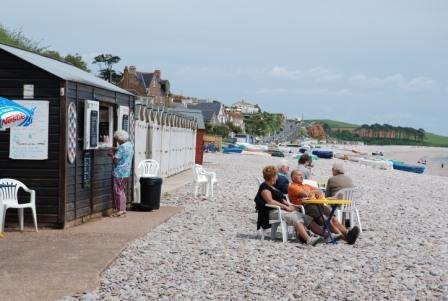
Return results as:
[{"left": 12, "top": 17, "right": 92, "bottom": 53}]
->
[
  {"left": 117, "top": 106, "right": 130, "bottom": 132},
  {"left": 98, "top": 103, "right": 114, "bottom": 148}
]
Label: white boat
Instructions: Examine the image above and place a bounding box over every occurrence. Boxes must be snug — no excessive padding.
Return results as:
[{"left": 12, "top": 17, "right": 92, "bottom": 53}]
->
[
  {"left": 241, "top": 150, "right": 270, "bottom": 157},
  {"left": 358, "top": 158, "right": 393, "bottom": 170}
]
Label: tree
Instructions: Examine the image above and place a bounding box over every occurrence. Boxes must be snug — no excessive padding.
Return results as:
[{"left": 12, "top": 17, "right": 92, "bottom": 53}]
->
[
  {"left": 42, "top": 49, "right": 64, "bottom": 61},
  {"left": 65, "top": 53, "right": 90, "bottom": 72},
  {"left": 225, "top": 121, "right": 242, "bottom": 134},
  {"left": 0, "top": 25, "right": 90, "bottom": 72},
  {"left": 0, "top": 25, "right": 46, "bottom": 52},
  {"left": 93, "top": 54, "right": 122, "bottom": 83}
]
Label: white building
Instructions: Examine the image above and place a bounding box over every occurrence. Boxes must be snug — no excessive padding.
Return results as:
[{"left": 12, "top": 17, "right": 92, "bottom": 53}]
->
[{"left": 231, "top": 100, "right": 260, "bottom": 114}]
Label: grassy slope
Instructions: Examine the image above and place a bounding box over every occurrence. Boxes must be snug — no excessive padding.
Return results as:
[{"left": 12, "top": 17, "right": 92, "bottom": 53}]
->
[
  {"left": 423, "top": 133, "right": 448, "bottom": 147},
  {"left": 306, "top": 119, "right": 359, "bottom": 128},
  {"left": 306, "top": 119, "right": 448, "bottom": 147}
]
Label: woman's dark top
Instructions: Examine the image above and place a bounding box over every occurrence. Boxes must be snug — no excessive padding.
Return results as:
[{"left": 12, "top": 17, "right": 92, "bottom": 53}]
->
[{"left": 254, "top": 182, "right": 286, "bottom": 229}]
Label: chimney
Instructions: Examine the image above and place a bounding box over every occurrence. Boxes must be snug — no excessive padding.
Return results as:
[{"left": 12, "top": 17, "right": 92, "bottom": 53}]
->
[
  {"left": 129, "top": 65, "right": 137, "bottom": 75},
  {"left": 154, "top": 69, "right": 161, "bottom": 79}
]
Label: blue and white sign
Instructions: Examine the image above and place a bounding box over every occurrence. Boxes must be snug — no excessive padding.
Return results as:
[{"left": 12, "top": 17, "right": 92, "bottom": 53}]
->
[
  {"left": 0, "top": 97, "right": 35, "bottom": 130},
  {"left": 9, "top": 100, "right": 49, "bottom": 160}
]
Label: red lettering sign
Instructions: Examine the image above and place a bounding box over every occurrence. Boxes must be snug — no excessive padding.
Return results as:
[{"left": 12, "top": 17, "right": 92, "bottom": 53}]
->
[{"left": 2, "top": 113, "right": 25, "bottom": 126}]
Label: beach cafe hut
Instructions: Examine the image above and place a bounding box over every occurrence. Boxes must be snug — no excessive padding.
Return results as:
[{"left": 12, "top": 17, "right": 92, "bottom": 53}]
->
[{"left": 0, "top": 43, "right": 135, "bottom": 228}]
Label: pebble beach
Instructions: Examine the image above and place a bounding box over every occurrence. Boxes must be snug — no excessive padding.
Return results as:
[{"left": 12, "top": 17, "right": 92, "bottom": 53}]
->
[{"left": 67, "top": 150, "right": 448, "bottom": 300}]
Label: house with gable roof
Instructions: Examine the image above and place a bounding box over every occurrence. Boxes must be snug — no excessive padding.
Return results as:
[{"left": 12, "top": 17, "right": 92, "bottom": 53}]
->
[
  {"left": 119, "top": 66, "right": 171, "bottom": 106},
  {"left": 187, "top": 101, "right": 227, "bottom": 125}
]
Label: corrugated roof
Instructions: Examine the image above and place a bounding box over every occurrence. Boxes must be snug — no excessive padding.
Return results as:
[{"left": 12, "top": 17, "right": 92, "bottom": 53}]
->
[
  {"left": 0, "top": 43, "right": 134, "bottom": 96},
  {"left": 168, "top": 107, "right": 205, "bottom": 129}
]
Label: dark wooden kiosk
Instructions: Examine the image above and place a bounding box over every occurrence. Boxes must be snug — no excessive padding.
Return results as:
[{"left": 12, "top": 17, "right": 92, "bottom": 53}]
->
[{"left": 0, "top": 43, "right": 135, "bottom": 228}]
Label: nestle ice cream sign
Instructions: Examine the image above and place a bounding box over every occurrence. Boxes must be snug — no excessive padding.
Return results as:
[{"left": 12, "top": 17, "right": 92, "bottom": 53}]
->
[{"left": 0, "top": 97, "right": 35, "bottom": 130}]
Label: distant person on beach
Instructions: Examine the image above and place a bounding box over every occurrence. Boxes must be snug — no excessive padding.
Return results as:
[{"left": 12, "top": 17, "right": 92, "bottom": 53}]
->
[
  {"left": 442, "top": 163, "right": 444, "bottom": 168},
  {"left": 254, "top": 165, "right": 326, "bottom": 246},
  {"left": 109, "top": 130, "right": 134, "bottom": 217},
  {"left": 325, "top": 163, "right": 354, "bottom": 198},
  {"left": 288, "top": 169, "right": 359, "bottom": 244},
  {"left": 275, "top": 160, "right": 290, "bottom": 194},
  {"left": 297, "top": 153, "right": 312, "bottom": 179}
]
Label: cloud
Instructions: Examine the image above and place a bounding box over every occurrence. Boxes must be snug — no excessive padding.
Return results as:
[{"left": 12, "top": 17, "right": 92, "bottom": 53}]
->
[
  {"left": 256, "top": 88, "right": 289, "bottom": 94},
  {"left": 354, "top": 73, "right": 436, "bottom": 93},
  {"left": 404, "top": 77, "right": 437, "bottom": 92},
  {"left": 269, "top": 66, "right": 342, "bottom": 81},
  {"left": 256, "top": 88, "right": 353, "bottom": 96},
  {"left": 269, "top": 66, "right": 438, "bottom": 94}
]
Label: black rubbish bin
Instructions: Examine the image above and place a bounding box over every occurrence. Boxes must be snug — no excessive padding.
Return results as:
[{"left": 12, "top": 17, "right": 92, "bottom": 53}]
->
[{"left": 139, "top": 177, "right": 163, "bottom": 211}]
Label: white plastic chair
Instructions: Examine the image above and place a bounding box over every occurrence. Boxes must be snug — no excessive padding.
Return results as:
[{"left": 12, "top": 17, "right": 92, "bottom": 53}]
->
[
  {"left": 285, "top": 194, "right": 305, "bottom": 215},
  {"left": 303, "top": 179, "right": 318, "bottom": 188},
  {"left": 333, "top": 187, "right": 362, "bottom": 232},
  {"left": 137, "top": 159, "right": 160, "bottom": 177},
  {"left": 0, "top": 178, "right": 38, "bottom": 232},
  {"left": 192, "top": 164, "right": 217, "bottom": 198},
  {"left": 262, "top": 204, "right": 290, "bottom": 243},
  {"left": 259, "top": 195, "right": 306, "bottom": 243}
]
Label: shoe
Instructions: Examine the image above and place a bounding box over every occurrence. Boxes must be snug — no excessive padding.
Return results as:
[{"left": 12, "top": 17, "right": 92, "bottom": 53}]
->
[
  {"left": 347, "top": 226, "right": 360, "bottom": 245},
  {"left": 325, "top": 233, "right": 343, "bottom": 243},
  {"left": 306, "top": 236, "right": 324, "bottom": 246}
]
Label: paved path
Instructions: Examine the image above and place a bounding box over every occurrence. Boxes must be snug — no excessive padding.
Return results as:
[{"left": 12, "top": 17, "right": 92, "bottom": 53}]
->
[{"left": 0, "top": 170, "right": 190, "bottom": 301}]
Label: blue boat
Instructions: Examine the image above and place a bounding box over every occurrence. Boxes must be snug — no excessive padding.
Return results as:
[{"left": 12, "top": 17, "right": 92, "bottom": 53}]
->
[
  {"left": 222, "top": 147, "right": 243, "bottom": 154},
  {"left": 311, "top": 150, "right": 334, "bottom": 159},
  {"left": 391, "top": 161, "right": 425, "bottom": 174}
]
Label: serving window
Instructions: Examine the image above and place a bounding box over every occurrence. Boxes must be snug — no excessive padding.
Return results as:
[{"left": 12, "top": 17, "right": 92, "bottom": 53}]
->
[
  {"left": 98, "top": 103, "right": 114, "bottom": 148},
  {"left": 117, "top": 106, "right": 130, "bottom": 132}
]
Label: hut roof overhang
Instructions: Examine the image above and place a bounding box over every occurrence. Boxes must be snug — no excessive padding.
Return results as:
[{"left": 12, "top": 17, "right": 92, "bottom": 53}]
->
[{"left": 0, "top": 43, "right": 134, "bottom": 96}]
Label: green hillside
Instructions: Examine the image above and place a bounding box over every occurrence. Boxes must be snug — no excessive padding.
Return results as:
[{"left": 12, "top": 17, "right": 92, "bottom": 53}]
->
[
  {"left": 306, "top": 119, "right": 448, "bottom": 147},
  {"left": 306, "top": 119, "right": 359, "bottom": 128},
  {"left": 423, "top": 133, "right": 448, "bottom": 147}
]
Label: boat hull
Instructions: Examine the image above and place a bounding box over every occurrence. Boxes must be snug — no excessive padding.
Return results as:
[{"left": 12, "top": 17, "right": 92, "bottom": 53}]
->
[{"left": 392, "top": 161, "right": 425, "bottom": 174}]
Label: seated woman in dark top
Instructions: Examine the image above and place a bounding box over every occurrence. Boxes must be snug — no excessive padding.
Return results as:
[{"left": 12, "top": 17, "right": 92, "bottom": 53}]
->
[{"left": 255, "top": 165, "right": 325, "bottom": 246}]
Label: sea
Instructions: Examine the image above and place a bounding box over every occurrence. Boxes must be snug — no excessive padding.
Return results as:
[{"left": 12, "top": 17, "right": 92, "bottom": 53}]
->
[{"left": 431, "top": 156, "right": 448, "bottom": 165}]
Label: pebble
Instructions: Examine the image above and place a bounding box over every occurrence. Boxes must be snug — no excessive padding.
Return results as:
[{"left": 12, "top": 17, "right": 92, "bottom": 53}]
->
[{"left": 61, "top": 152, "right": 448, "bottom": 300}]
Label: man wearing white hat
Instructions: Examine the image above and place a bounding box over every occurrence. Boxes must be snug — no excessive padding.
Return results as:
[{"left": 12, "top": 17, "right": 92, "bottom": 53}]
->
[{"left": 325, "top": 162, "right": 354, "bottom": 198}]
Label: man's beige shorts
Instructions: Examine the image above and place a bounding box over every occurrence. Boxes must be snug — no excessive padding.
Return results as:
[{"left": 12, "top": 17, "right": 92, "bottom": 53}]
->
[{"left": 269, "top": 210, "right": 313, "bottom": 226}]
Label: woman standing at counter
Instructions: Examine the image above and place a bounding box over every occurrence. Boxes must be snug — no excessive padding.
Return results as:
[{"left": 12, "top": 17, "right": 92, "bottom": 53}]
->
[{"left": 110, "top": 130, "right": 134, "bottom": 217}]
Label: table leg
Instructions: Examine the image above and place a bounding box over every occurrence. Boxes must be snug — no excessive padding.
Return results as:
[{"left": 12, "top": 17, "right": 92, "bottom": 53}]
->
[
  {"left": 319, "top": 204, "right": 338, "bottom": 244},
  {"left": 327, "top": 205, "right": 339, "bottom": 244}
]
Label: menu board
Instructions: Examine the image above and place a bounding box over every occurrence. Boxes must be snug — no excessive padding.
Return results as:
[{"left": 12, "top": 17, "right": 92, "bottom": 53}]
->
[
  {"left": 10, "top": 100, "right": 49, "bottom": 160},
  {"left": 122, "top": 114, "right": 129, "bottom": 131},
  {"left": 90, "top": 110, "right": 98, "bottom": 148},
  {"left": 82, "top": 150, "right": 92, "bottom": 188}
]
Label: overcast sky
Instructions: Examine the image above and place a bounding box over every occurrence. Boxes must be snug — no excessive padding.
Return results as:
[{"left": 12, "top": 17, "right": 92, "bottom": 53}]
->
[{"left": 2, "top": 0, "right": 447, "bottom": 135}]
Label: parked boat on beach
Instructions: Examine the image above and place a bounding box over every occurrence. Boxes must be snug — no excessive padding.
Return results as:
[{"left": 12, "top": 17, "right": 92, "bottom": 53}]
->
[
  {"left": 222, "top": 147, "right": 243, "bottom": 154},
  {"left": 312, "top": 150, "right": 334, "bottom": 159},
  {"left": 359, "top": 158, "right": 393, "bottom": 170},
  {"left": 241, "top": 150, "right": 270, "bottom": 157},
  {"left": 391, "top": 160, "right": 426, "bottom": 174}
]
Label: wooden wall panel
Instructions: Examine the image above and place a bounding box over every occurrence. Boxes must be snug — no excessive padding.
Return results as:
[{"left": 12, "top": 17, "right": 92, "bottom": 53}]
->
[{"left": 0, "top": 49, "right": 61, "bottom": 226}]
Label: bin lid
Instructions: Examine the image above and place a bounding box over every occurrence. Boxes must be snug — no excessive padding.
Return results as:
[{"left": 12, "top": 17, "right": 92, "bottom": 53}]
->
[{"left": 139, "top": 177, "right": 163, "bottom": 184}]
